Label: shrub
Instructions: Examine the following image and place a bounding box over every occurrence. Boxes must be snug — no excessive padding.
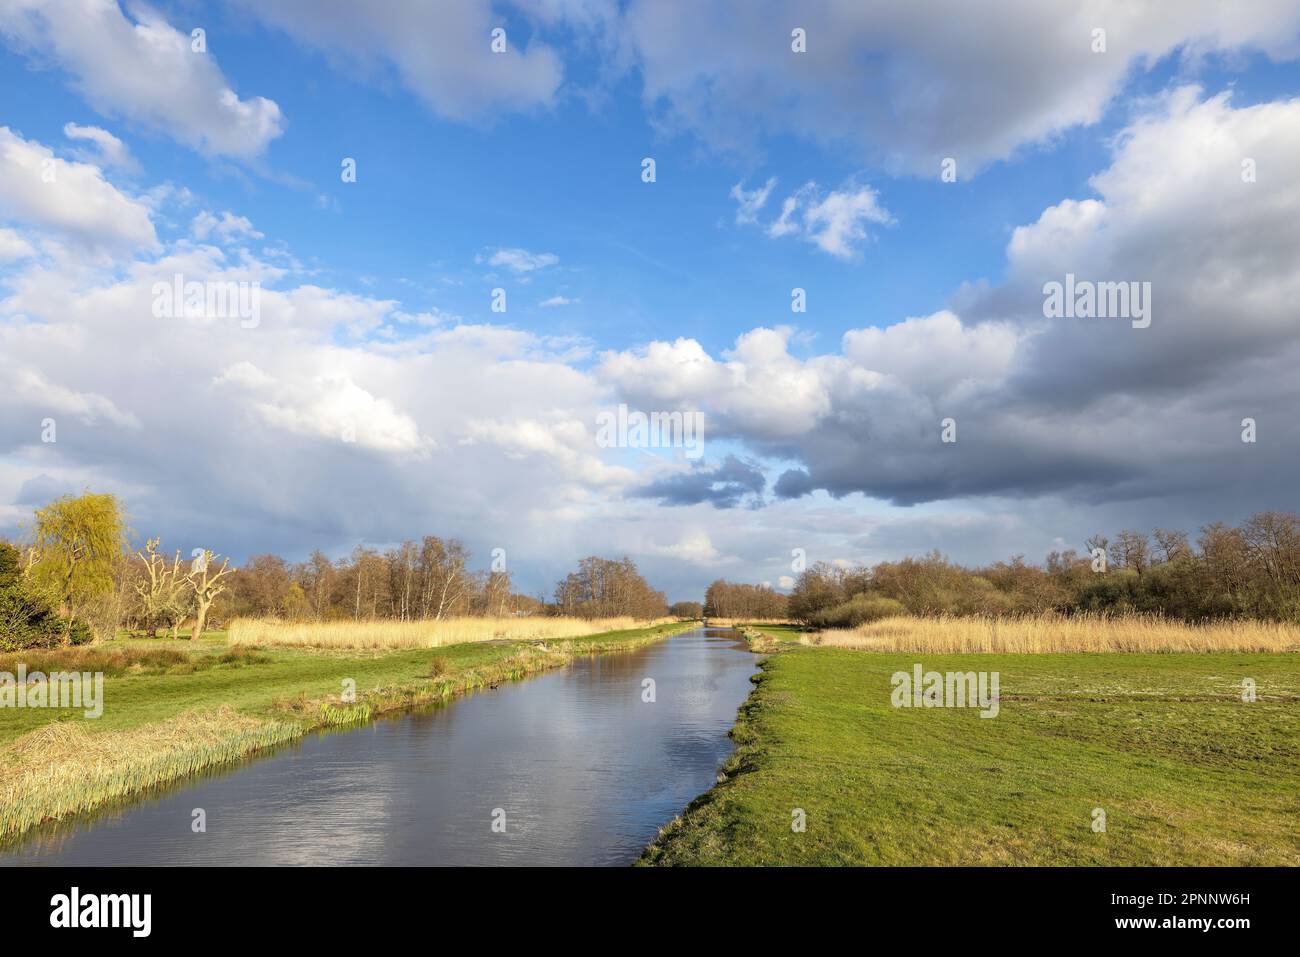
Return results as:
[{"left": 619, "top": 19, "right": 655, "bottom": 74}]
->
[
  {"left": 0, "top": 579, "right": 94, "bottom": 652},
  {"left": 809, "top": 595, "right": 907, "bottom": 629},
  {"left": 0, "top": 542, "right": 20, "bottom": 589},
  {"left": 0, "top": 583, "right": 61, "bottom": 651}
]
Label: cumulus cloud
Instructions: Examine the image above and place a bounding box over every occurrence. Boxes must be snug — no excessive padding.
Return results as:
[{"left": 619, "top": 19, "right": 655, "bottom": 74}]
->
[
  {"left": 0, "top": 227, "right": 36, "bottom": 261},
  {"left": 9, "top": 367, "right": 141, "bottom": 429},
  {"left": 3, "top": 64, "right": 1299, "bottom": 601},
  {"left": 603, "top": 89, "right": 1300, "bottom": 514},
  {"left": 648, "top": 530, "right": 725, "bottom": 564},
  {"left": 239, "top": 0, "right": 563, "bottom": 120},
  {"left": 622, "top": 0, "right": 1300, "bottom": 172},
  {"left": 598, "top": 327, "right": 833, "bottom": 440},
  {"left": 0, "top": 0, "right": 284, "bottom": 158},
  {"left": 0, "top": 126, "right": 156, "bottom": 252},
  {"left": 0, "top": 249, "right": 640, "bottom": 575},
  {"left": 192, "top": 210, "right": 264, "bottom": 244}
]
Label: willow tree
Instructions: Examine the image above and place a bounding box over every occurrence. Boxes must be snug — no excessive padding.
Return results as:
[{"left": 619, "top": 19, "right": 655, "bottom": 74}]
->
[{"left": 27, "top": 492, "right": 126, "bottom": 641}]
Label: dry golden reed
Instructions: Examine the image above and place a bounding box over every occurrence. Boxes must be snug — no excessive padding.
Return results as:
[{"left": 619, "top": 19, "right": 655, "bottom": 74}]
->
[
  {"left": 811, "top": 614, "right": 1300, "bottom": 653},
  {"left": 0, "top": 707, "right": 298, "bottom": 841},
  {"left": 228, "top": 615, "right": 668, "bottom": 650}
]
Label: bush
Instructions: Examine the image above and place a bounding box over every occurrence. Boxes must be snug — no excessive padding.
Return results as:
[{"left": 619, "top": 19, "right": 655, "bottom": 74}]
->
[
  {"left": 0, "top": 580, "right": 94, "bottom": 652},
  {"left": 0, "top": 584, "right": 60, "bottom": 651},
  {"left": 0, "top": 542, "right": 20, "bottom": 589},
  {"left": 809, "top": 595, "right": 907, "bottom": 629}
]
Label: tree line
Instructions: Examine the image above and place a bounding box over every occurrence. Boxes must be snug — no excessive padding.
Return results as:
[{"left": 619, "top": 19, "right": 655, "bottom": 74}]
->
[
  {"left": 702, "top": 580, "right": 789, "bottom": 619},
  {"left": 1, "top": 492, "right": 669, "bottom": 651},
  {"left": 781, "top": 512, "right": 1300, "bottom": 627}
]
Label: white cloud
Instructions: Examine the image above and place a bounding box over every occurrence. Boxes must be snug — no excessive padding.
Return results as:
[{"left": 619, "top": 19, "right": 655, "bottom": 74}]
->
[
  {"left": 649, "top": 530, "right": 724, "bottom": 564},
  {"left": 0, "top": 227, "right": 36, "bottom": 261},
  {"left": 729, "top": 177, "right": 775, "bottom": 224},
  {"left": 487, "top": 247, "right": 559, "bottom": 273},
  {"left": 599, "top": 327, "right": 833, "bottom": 439},
  {"left": 216, "top": 365, "right": 432, "bottom": 456},
  {"left": 239, "top": 0, "right": 563, "bottom": 120},
  {"left": 192, "top": 210, "right": 264, "bottom": 244},
  {"left": 62, "top": 122, "right": 135, "bottom": 170},
  {"left": 540, "top": 295, "right": 578, "bottom": 307},
  {"left": 8, "top": 367, "right": 141, "bottom": 429},
  {"left": 842, "top": 311, "right": 1018, "bottom": 397},
  {"left": 749, "top": 181, "right": 893, "bottom": 259},
  {"left": 461, "top": 416, "right": 633, "bottom": 489},
  {"left": 0, "top": 0, "right": 284, "bottom": 158},
  {"left": 0, "top": 126, "right": 156, "bottom": 252}
]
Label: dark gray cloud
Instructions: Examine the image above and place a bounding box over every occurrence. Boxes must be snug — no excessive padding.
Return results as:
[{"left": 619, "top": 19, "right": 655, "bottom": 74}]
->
[
  {"left": 773, "top": 468, "right": 812, "bottom": 499},
  {"left": 631, "top": 455, "right": 765, "bottom": 509}
]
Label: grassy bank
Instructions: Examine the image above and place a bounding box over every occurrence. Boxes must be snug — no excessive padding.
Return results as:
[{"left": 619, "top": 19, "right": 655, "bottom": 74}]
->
[
  {"left": 643, "top": 641, "right": 1300, "bottom": 865},
  {"left": 1, "top": 620, "right": 691, "bottom": 843}
]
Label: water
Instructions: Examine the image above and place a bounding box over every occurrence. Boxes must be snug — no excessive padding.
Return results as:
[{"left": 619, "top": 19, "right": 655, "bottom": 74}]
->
[{"left": 2, "top": 628, "right": 757, "bottom": 866}]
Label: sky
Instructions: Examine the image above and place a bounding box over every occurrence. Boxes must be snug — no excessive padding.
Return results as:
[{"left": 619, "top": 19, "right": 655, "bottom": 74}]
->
[{"left": 1, "top": 0, "right": 1299, "bottom": 603}]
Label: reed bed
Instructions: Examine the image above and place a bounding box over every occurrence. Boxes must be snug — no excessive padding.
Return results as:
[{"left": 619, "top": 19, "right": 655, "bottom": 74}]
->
[
  {"left": 0, "top": 707, "right": 298, "bottom": 842},
  {"left": 810, "top": 613, "right": 1300, "bottom": 653},
  {"left": 228, "top": 615, "right": 670, "bottom": 650}
]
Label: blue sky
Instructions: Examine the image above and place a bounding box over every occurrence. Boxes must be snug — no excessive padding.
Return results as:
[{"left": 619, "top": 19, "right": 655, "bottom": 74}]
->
[{"left": 3, "top": 2, "right": 1300, "bottom": 600}]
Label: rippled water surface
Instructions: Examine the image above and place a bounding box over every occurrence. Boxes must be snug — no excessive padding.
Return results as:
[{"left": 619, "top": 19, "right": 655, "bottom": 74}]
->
[{"left": 3, "top": 628, "right": 757, "bottom": 866}]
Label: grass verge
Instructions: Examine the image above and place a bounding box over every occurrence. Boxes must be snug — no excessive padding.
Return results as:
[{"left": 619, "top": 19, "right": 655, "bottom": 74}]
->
[{"left": 642, "top": 645, "right": 1300, "bottom": 865}]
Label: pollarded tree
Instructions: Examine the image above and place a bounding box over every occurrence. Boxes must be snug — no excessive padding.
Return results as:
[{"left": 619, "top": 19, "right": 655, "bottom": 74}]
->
[
  {"left": 134, "top": 538, "right": 192, "bottom": 638},
  {"left": 187, "top": 549, "right": 234, "bottom": 641}
]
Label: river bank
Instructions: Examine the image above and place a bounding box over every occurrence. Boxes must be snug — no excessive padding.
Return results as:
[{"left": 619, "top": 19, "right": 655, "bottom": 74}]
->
[
  {"left": 643, "top": 625, "right": 1300, "bottom": 865},
  {"left": 1, "top": 620, "right": 693, "bottom": 845}
]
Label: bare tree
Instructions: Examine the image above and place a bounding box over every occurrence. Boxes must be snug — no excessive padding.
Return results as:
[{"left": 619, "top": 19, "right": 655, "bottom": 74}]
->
[
  {"left": 134, "top": 539, "right": 192, "bottom": 638},
  {"left": 1113, "top": 530, "right": 1150, "bottom": 575},
  {"left": 187, "top": 549, "right": 234, "bottom": 640},
  {"left": 1152, "top": 528, "right": 1191, "bottom": 563}
]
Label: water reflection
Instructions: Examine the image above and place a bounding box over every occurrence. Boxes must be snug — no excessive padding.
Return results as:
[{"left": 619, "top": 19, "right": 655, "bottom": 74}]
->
[{"left": 2, "top": 628, "right": 756, "bottom": 866}]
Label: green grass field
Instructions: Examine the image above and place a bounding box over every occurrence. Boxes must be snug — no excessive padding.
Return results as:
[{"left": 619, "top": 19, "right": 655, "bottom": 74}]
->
[{"left": 644, "top": 638, "right": 1300, "bottom": 866}]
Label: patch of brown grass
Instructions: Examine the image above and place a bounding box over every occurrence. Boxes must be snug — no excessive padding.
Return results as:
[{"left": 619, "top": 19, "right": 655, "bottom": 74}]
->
[
  {"left": 0, "top": 646, "right": 190, "bottom": 676},
  {"left": 227, "top": 616, "right": 668, "bottom": 650}
]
